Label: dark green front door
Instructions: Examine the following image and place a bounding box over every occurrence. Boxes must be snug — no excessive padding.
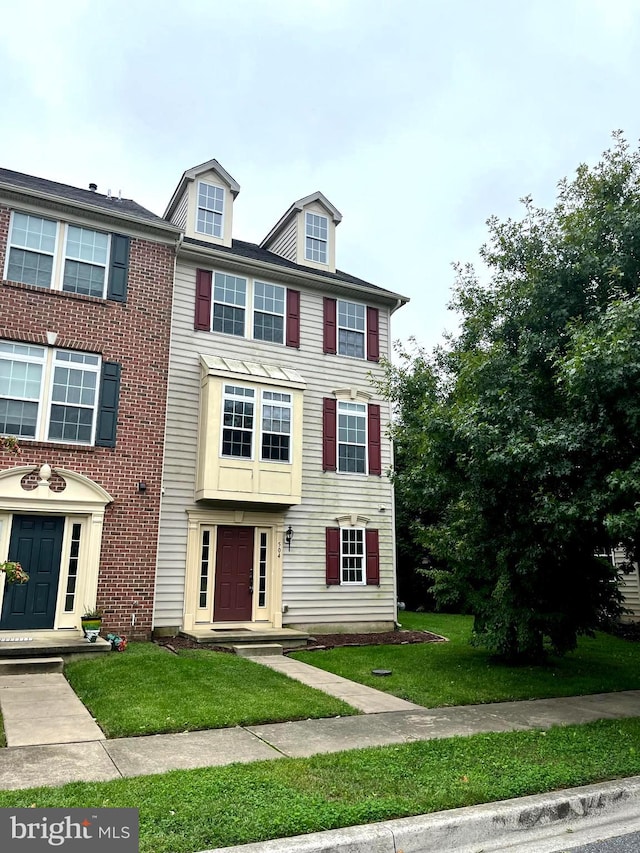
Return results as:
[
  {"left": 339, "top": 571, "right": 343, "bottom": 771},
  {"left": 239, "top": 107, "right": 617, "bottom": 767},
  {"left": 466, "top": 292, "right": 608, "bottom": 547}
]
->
[{"left": 0, "top": 516, "right": 64, "bottom": 630}]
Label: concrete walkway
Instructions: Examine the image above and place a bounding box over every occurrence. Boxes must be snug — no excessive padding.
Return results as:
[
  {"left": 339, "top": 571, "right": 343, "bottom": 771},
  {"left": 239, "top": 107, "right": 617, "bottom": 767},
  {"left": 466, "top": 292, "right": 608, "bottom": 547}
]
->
[
  {"left": 0, "top": 686, "right": 639, "bottom": 791},
  {"left": 0, "top": 672, "right": 104, "bottom": 747},
  {"left": 250, "top": 654, "right": 422, "bottom": 713}
]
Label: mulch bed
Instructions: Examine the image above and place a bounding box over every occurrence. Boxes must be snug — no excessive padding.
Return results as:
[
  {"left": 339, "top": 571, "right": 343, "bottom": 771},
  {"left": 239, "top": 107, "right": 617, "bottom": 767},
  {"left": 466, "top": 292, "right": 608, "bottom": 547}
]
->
[
  {"left": 300, "top": 629, "right": 447, "bottom": 651},
  {"left": 606, "top": 622, "right": 640, "bottom": 642},
  {"left": 155, "top": 629, "right": 447, "bottom": 654}
]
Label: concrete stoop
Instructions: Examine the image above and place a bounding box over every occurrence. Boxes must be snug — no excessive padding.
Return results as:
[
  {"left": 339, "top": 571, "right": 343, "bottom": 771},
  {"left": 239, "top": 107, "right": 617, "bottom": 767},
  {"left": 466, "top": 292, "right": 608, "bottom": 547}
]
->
[
  {"left": 0, "top": 629, "right": 111, "bottom": 659},
  {"left": 0, "top": 656, "right": 64, "bottom": 676},
  {"left": 233, "top": 644, "right": 284, "bottom": 657},
  {"left": 179, "top": 627, "right": 309, "bottom": 650},
  {"left": 198, "top": 775, "right": 640, "bottom": 853}
]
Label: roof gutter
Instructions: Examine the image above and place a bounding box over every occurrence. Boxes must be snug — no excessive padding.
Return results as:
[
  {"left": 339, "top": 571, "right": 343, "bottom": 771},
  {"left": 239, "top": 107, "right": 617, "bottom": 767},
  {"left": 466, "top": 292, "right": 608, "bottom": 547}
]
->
[{"left": 0, "top": 182, "right": 181, "bottom": 238}]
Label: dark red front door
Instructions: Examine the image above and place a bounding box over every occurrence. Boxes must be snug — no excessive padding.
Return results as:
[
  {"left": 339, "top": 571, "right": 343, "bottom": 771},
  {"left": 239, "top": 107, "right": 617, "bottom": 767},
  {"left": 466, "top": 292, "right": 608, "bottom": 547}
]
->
[{"left": 213, "top": 526, "right": 254, "bottom": 621}]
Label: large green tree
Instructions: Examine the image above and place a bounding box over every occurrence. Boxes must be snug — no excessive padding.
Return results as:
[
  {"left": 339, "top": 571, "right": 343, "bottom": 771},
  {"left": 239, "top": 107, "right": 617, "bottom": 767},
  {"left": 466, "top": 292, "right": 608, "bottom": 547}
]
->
[{"left": 383, "top": 133, "right": 640, "bottom": 660}]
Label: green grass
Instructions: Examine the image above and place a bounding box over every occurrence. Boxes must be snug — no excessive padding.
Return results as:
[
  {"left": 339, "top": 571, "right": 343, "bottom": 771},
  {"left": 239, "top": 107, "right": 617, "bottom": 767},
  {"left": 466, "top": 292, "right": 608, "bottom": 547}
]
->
[
  {"left": 291, "top": 613, "right": 640, "bottom": 707},
  {"left": 1, "top": 717, "right": 640, "bottom": 852},
  {"left": 64, "top": 643, "right": 355, "bottom": 737}
]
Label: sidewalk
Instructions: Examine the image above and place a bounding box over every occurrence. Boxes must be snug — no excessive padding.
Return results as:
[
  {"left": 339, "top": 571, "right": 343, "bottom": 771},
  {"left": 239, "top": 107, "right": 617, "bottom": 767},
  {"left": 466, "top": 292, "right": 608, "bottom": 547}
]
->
[
  {"left": 0, "top": 684, "right": 639, "bottom": 791},
  {"left": 250, "top": 653, "right": 422, "bottom": 713}
]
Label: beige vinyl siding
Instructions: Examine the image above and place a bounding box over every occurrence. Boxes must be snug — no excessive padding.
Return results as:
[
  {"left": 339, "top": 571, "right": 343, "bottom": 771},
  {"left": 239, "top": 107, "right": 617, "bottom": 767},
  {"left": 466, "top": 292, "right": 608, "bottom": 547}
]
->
[
  {"left": 170, "top": 191, "right": 189, "bottom": 229},
  {"left": 613, "top": 548, "right": 640, "bottom": 619},
  {"left": 154, "top": 258, "right": 396, "bottom": 628},
  {"left": 266, "top": 219, "right": 296, "bottom": 261}
]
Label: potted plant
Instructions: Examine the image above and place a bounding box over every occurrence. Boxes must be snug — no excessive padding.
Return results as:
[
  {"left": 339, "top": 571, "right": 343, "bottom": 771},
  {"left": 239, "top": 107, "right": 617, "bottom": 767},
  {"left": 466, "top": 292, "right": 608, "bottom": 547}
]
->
[
  {"left": 81, "top": 607, "right": 103, "bottom": 643},
  {"left": 0, "top": 561, "right": 29, "bottom": 584}
]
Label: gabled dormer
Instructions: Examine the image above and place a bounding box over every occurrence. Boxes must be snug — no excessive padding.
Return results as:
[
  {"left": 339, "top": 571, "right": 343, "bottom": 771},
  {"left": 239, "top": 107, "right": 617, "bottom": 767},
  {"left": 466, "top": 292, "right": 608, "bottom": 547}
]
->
[
  {"left": 260, "top": 192, "right": 342, "bottom": 274},
  {"left": 164, "top": 159, "right": 240, "bottom": 248}
]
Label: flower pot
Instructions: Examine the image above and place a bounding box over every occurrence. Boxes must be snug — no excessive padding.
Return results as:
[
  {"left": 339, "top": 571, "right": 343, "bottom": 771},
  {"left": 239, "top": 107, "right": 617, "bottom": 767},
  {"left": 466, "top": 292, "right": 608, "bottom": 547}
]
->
[{"left": 81, "top": 618, "right": 102, "bottom": 641}]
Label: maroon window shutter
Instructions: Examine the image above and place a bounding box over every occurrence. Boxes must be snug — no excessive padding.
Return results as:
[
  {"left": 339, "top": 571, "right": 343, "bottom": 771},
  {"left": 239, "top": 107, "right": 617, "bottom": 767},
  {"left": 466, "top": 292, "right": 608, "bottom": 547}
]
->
[
  {"left": 286, "top": 289, "right": 300, "bottom": 348},
  {"left": 322, "top": 398, "right": 337, "bottom": 471},
  {"left": 368, "top": 403, "right": 382, "bottom": 475},
  {"left": 365, "top": 529, "right": 380, "bottom": 585},
  {"left": 326, "top": 527, "right": 341, "bottom": 585},
  {"left": 366, "top": 306, "right": 380, "bottom": 362},
  {"left": 323, "top": 297, "right": 337, "bottom": 354},
  {"left": 195, "top": 269, "right": 212, "bottom": 331}
]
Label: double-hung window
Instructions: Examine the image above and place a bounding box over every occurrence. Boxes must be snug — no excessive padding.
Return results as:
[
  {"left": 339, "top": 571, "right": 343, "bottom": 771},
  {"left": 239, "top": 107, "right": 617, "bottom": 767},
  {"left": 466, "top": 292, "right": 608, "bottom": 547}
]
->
[
  {"left": 195, "top": 269, "right": 300, "bottom": 348},
  {"left": 323, "top": 298, "right": 379, "bottom": 361},
  {"left": 261, "top": 391, "right": 291, "bottom": 462},
  {"left": 254, "top": 282, "right": 285, "bottom": 343},
  {"left": 337, "top": 401, "right": 366, "bottom": 473},
  {"left": 305, "top": 212, "right": 328, "bottom": 263},
  {"left": 220, "top": 386, "right": 294, "bottom": 464},
  {"left": 213, "top": 273, "right": 246, "bottom": 336},
  {"left": 63, "top": 226, "right": 109, "bottom": 297},
  {"left": 196, "top": 182, "right": 225, "bottom": 238},
  {"left": 323, "top": 397, "right": 381, "bottom": 475},
  {"left": 325, "top": 526, "right": 380, "bottom": 586},
  {"left": 221, "top": 385, "right": 254, "bottom": 458},
  {"left": 0, "top": 342, "right": 101, "bottom": 444},
  {"left": 341, "top": 528, "right": 365, "bottom": 584},
  {"left": 6, "top": 212, "right": 125, "bottom": 300},
  {"left": 7, "top": 213, "right": 57, "bottom": 288},
  {"left": 337, "top": 300, "right": 365, "bottom": 358}
]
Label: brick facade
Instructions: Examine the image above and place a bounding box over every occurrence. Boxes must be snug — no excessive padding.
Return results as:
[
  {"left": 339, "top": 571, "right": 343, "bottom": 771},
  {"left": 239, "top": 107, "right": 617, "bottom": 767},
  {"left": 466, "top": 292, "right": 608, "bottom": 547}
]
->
[{"left": 0, "top": 204, "right": 175, "bottom": 638}]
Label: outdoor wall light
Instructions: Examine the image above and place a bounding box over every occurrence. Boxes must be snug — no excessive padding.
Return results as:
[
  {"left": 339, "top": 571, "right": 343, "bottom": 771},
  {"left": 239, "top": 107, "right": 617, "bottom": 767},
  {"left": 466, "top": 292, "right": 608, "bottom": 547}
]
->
[
  {"left": 137, "top": 481, "right": 147, "bottom": 494},
  {"left": 285, "top": 525, "right": 294, "bottom": 551}
]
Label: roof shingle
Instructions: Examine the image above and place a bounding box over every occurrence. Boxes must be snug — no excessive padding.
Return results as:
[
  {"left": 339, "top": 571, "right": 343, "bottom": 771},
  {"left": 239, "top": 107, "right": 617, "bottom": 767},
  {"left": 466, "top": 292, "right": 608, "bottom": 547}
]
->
[
  {"left": 183, "top": 236, "right": 404, "bottom": 298},
  {"left": 0, "top": 167, "right": 165, "bottom": 225}
]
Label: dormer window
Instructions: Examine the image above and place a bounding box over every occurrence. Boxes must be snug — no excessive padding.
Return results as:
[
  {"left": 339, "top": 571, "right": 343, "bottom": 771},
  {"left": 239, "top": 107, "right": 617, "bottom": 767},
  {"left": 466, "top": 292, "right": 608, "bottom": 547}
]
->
[
  {"left": 305, "top": 212, "right": 328, "bottom": 264},
  {"left": 197, "top": 182, "right": 225, "bottom": 238}
]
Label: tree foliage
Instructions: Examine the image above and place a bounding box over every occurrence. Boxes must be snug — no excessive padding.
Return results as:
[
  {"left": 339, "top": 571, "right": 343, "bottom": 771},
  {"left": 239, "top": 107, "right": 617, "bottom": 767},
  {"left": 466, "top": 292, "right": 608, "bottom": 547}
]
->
[{"left": 382, "top": 133, "right": 640, "bottom": 660}]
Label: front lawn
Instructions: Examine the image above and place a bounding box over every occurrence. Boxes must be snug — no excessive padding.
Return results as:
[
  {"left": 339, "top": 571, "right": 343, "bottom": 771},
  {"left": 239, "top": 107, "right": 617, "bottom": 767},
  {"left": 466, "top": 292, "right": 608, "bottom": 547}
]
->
[
  {"left": 291, "top": 613, "right": 640, "bottom": 708},
  {"left": 1, "top": 717, "right": 640, "bottom": 852},
  {"left": 64, "top": 643, "right": 355, "bottom": 738}
]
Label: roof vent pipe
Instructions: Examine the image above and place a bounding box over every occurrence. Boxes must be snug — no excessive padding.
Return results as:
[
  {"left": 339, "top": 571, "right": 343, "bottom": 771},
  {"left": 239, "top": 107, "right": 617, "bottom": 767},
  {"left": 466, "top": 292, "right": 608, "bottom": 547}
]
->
[{"left": 88, "top": 182, "right": 97, "bottom": 192}]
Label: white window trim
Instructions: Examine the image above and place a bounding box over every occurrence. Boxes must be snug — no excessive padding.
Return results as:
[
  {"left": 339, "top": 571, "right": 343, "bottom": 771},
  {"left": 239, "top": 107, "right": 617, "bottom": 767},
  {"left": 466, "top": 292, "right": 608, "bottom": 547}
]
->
[
  {"left": 208, "top": 273, "right": 291, "bottom": 345},
  {"left": 253, "top": 280, "right": 286, "bottom": 345},
  {"left": 6, "top": 213, "right": 58, "bottom": 289},
  {"left": 259, "top": 390, "right": 292, "bottom": 464},
  {"left": 220, "top": 384, "right": 255, "bottom": 461},
  {"left": 196, "top": 181, "right": 225, "bottom": 239},
  {"left": 337, "top": 400, "right": 368, "bottom": 475},
  {"left": 337, "top": 298, "right": 366, "bottom": 359},
  {"left": 0, "top": 342, "right": 101, "bottom": 446},
  {"left": 304, "top": 211, "right": 329, "bottom": 264},
  {"left": 5, "top": 211, "right": 112, "bottom": 298},
  {"left": 340, "top": 527, "right": 366, "bottom": 585},
  {"left": 62, "top": 225, "right": 111, "bottom": 298},
  {"left": 212, "top": 272, "right": 248, "bottom": 338}
]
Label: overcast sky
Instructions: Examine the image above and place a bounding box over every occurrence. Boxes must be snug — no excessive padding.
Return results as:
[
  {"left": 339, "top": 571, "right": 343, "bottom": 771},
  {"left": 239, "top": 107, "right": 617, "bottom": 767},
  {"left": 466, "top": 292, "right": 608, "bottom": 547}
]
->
[{"left": 2, "top": 0, "right": 640, "bottom": 349}]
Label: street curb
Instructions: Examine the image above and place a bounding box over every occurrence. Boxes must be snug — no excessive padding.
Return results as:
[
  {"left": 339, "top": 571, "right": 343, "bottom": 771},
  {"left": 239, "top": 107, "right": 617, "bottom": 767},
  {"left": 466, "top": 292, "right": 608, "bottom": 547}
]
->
[{"left": 198, "top": 775, "right": 640, "bottom": 853}]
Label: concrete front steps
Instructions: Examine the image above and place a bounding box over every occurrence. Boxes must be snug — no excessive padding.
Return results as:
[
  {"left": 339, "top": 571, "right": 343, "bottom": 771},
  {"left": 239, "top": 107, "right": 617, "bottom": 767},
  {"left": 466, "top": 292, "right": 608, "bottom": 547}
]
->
[
  {"left": 180, "top": 626, "right": 309, "bottom": 651},
  {"left": 233, "top": 644, "right": 284, "bottom": 657},
  {"left": 0, "top": 629, "right": 111, "bottom": 660},
  {"left": 0, "top": 656, "right": 64, "bottom": 676}
]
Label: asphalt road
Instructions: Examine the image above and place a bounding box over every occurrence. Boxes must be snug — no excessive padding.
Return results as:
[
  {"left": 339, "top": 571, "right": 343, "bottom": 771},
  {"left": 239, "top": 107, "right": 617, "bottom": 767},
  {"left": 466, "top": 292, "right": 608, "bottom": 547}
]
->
[{"left": 560, "top": 830, "right": 640, "bottom": 852}]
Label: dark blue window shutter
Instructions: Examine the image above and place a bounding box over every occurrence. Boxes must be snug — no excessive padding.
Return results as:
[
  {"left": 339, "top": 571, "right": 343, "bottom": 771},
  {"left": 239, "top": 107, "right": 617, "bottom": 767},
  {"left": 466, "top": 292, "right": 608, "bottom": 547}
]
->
[
  {"left": 96, "top": 361, "right": 121, "bottom": 447},
  {"left": 107, "top": 234, "right": 130, "bottom": 302}
]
